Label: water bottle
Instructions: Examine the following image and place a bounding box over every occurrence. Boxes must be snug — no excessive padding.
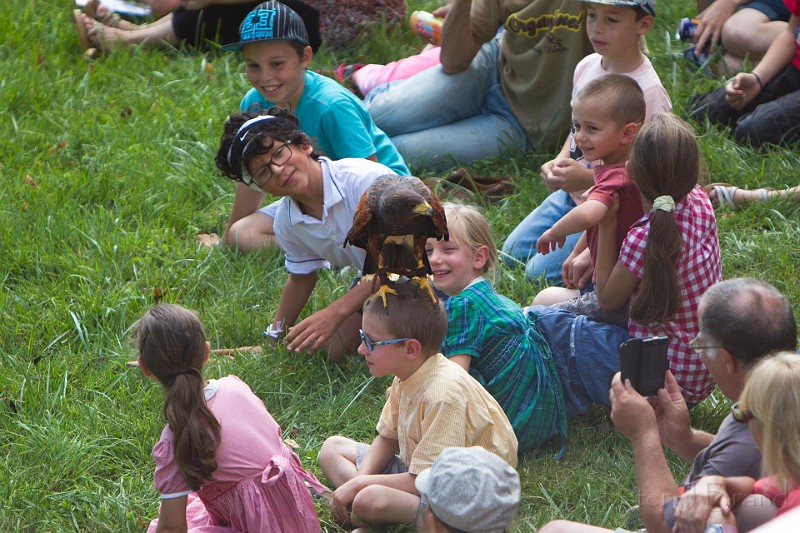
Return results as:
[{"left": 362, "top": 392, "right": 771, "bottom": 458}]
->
[{"left": 409, "top": 11, "right": 444, "bottom": 45}]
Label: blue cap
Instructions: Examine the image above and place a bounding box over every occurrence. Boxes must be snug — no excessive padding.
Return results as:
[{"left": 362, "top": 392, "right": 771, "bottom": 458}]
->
[
  {"left": 582, "top": 0, "right": 656, "bottom": 16},
  {"left": 222, "top": 1, "right": 310, "bottom": 52}
]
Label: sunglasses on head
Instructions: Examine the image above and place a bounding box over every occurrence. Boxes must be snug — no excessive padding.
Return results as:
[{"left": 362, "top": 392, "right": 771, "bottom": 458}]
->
[{"left": 731, "top": 401, "right": 754, "bottom": 423}]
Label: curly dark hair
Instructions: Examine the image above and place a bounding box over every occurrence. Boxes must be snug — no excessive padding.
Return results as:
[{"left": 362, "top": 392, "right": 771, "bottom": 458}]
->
[{"left": 214, "top": 106, "right": 321, "bottom": 182}]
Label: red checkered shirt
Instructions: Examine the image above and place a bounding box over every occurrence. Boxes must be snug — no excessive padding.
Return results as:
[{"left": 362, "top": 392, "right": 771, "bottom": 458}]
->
[{"left": 618, "top": 185, "right": 721, "bottom": 402}]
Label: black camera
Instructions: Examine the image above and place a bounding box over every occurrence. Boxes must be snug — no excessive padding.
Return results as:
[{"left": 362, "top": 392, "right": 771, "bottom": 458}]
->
[{"left": 619, "top": 336, "right": 669, "bottom": 396}]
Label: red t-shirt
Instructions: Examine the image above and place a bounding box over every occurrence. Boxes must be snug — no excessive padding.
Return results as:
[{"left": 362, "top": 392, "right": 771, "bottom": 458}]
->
[
  {"left": 584, "top": 162, "right": 644, "bottom": 282},
  {"left": 784, "top": 0, "right": 800, "bottom": 70}
]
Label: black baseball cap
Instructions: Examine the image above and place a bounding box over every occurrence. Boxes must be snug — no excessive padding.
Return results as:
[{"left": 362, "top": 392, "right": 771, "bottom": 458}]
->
[{"left": 222, "top": 1, "right": 321, "bottom": 52}]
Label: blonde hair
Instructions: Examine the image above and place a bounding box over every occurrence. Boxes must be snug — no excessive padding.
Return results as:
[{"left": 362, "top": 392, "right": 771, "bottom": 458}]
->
[
  {"left": 739, "top": 352, "right": 800, "bottom": 492},
  {"left": 442, "top": 202, "right": 498, "bottom": 274}
]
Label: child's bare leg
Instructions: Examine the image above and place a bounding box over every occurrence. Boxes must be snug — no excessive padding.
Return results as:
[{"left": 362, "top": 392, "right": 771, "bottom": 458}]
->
[
  {"left": 734, "top": 494, "right": 779, "bottom": 531},
  {"left": 532, "top": 286, "right": 579, "bottom": 306},
  {"left": 324, "top": 312, "right": 362, "bottom": 362},
  {"left": 351, "top": 485, "right": 421, "bottom": 526},
  {"left": 318, "top": 436, "right": 359, "bottom": 488}
]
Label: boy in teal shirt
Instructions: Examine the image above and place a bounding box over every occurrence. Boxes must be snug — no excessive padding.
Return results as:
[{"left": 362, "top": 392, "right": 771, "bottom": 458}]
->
[{"left": 199, "top": 1, "right": 408, "bottom": 252}]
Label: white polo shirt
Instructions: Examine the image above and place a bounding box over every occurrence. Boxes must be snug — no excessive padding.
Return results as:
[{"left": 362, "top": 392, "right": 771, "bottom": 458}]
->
[{"left": 273, "top": 157, "right": 394, "bottom": 275}]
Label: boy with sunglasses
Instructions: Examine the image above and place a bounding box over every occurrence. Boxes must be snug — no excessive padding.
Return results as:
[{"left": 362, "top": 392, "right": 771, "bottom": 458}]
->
[{"left": 319, "top": 281, "right": 518, "bottom": 530}]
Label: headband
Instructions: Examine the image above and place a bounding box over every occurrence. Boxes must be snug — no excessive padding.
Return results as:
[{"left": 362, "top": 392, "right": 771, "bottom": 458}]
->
[
  {"left": 653, "top": 195, "right": 675, "bottom": 212},
  {"left": 226, "top": 115, "right": 279, "bottom": 179}
]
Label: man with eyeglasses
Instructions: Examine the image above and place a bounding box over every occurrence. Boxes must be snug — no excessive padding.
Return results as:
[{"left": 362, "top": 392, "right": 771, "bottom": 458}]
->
[{"left": 540, "top": 278, "right": 796, "bottom": 533}]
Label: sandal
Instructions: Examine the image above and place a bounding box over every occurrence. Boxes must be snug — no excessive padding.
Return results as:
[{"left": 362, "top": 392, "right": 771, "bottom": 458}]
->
[
  {"left": 705, "top": 182, "right": 774, "bottom": 209},
  {"left": 73, "top": 9, "right": 93, "bottom": 50},
  {"left": 84, "top": 0, "right": 123, "bottom": 27}
]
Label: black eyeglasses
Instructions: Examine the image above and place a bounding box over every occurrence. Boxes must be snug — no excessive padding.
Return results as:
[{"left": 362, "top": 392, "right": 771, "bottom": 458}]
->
[
  {"left": 731, "top": 401, "right": 755, "bottom": 423},
  {"left": 359, "top": 329, "right": 410, "bottom": 352},
  {"left": 242, "top": 141, "right": 293, "bottom": 190}
]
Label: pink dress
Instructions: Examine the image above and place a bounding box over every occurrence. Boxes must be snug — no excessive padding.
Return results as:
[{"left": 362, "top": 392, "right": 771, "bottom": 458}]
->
[{"left": 147, "top": 376, "right": 323, "bottom": 532}]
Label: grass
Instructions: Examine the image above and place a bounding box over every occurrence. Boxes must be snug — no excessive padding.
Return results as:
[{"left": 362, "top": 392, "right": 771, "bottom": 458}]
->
[{"left": 1, "top": 0, "right": 798, "bottom": 531}]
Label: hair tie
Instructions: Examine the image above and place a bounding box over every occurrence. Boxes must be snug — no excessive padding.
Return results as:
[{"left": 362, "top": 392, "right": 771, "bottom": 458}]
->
[
  {"left": 166, "top": 366, "right": 202, "bottom": 383},
  {"left": 653, "top": 195, "right": 675, "bottom": 213}
]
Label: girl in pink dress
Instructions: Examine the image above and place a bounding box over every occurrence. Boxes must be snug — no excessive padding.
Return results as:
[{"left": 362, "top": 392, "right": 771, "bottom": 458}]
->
[{"left": 137, "top": 303, "right": 324, "bottom": 532}]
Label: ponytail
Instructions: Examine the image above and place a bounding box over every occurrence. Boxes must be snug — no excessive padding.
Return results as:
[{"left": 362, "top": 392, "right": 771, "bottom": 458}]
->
[
  {"left": 630, "top": 209, "right": 682, "bottom": 324},
  {"left": 137, "top": 303, "right": 221, "bottom": 491},
  {"left": 163, "top": 369, "right": 221, "bottom": 491},
  {"left": 626, "top": 114, "right": 699, "bottom": 326}
]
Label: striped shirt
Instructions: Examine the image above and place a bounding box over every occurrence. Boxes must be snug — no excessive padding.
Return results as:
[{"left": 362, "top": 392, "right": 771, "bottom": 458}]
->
[{"left": 377, "top": 353, "right": 518, "bottom": 473}]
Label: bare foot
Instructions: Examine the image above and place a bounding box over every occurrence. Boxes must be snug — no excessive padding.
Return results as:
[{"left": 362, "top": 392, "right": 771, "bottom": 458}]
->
[{"left": 196, "top": 233, "right": 221, "bottom": 248}]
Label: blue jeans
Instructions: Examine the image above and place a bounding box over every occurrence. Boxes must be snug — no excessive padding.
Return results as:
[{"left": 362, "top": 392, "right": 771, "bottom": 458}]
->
[
  {"left": 501, "top": 190, "right": 579, "bottom": 284},
  {"left": 365, "top": 35, "right": 529, "bottom": 171},
  {"left": 528, "top": 305, "right": 630, "bottom": 418}
]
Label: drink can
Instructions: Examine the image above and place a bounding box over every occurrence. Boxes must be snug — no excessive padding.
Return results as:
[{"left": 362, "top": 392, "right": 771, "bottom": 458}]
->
[
  {"left": 409, "top": 11, "right": 444, "bottom": 45},
  {"left": 676, "top": 17, "right": 700, "bottom": 42}
]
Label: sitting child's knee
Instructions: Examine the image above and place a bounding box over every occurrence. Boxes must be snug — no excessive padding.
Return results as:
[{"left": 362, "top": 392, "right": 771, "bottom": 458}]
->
[
  {"left": 319, "top": 436, "right": 354, "bottom": 463},
  {"left": 352, "top": 485, "right": 402, "bottom": 522}
]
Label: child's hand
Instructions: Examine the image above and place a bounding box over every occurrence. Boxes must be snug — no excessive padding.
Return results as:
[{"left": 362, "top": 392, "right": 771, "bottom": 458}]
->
[
  {"left": 562, "top": 248, "right": 593, "bottom": 289},
  {"left": 542, "top": 158, "right": 593, "bottom": 193},
  {"left": 330, "top": 477, "right": 362, "bottom": 526},
  {"left": 536, "top": 229, "right": 565, "bottom": 255},
  {"left": 725, "top": 72, "right": 761, "bottom": 111},
  {"left": 284, "top": 307, "right": 341, "bottom": 353}
]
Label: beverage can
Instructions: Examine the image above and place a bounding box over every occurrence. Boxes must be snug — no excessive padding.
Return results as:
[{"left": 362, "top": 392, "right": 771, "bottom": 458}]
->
[
  {"left": 409, "top": 11, "right": 444, "bottom": 45},
  {"left": 676, "top": 17, "right": 700, "bottom": 42}
]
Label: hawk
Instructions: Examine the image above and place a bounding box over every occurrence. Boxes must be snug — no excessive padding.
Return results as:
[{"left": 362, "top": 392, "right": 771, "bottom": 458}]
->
[{"left": 346, "top": 175, "right": 448, "bottom": 307}]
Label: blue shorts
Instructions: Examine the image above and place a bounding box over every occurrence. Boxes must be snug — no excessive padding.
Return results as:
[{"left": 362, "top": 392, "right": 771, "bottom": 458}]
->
[{"left": 742, "top": 0, "right": 791, "bottom": 21}]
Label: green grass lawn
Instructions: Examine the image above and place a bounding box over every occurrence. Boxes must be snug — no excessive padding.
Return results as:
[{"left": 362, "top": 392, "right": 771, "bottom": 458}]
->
[{"left": 1, "top": 0, "right": 798, "bottom": 530}]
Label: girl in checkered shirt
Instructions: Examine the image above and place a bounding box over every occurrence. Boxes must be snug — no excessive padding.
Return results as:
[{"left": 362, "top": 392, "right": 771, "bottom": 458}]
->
[
  {"left": 593, "top": 113, "right": 722, "bottom": 403},
  {"left": 529, "top": 113, "right": 721, "bottom": 418}
]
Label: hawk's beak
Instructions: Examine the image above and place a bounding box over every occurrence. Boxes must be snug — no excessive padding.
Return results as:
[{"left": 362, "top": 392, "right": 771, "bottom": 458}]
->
[{"left": 413, "top": 202, "right": 432, "bottom": 215}]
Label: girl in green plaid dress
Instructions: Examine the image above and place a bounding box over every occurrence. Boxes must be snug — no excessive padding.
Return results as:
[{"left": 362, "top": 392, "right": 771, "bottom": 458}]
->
[{"left": 425, "top": 203, "right": 567, "bottom": 453}]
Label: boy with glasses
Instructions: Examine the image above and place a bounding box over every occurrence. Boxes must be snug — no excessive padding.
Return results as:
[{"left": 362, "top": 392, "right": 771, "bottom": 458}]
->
[
  {"left": 319, "top": 281, "right": 518, "bottom": 530},
  {"left": 215, "top": 108, "right": 396, "bottom": 361}
]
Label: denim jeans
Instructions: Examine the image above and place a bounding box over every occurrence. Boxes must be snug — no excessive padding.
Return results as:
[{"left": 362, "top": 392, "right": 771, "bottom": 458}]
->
[
  {"left": 501, "top": 189, "right": 579, "bottom": 284},
  {"left": 528, "top": 305, "right": 630, "bottom": 418},
  {"left": 364, "top": 35, "right": 529, "bottom": 171}
]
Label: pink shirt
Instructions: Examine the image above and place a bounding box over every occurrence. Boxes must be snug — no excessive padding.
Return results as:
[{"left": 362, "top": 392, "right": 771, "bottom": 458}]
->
[
  {"left": 150, "top": 376, "right": 322, "bottom": 532},
  {"left": 618, "top": 185, "right": 721, "bottom": 402},
  {"left": 755, "top": 476, "right": 800, "bottom": 515}
]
